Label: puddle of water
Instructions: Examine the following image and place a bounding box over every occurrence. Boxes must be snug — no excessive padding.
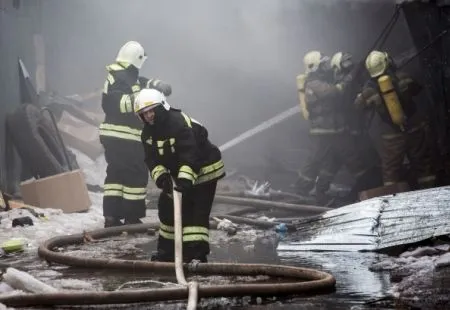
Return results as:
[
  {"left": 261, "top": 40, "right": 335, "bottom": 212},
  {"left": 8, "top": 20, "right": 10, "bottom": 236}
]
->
[{"left": 1, "top": 230, "right": 395, "bottom": 309}]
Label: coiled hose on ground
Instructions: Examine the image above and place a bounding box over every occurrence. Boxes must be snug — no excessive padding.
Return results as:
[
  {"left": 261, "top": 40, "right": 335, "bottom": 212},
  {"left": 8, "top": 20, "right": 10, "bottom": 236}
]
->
[{"left": 0, "top": 198, "right": 335, "bottom": 308}]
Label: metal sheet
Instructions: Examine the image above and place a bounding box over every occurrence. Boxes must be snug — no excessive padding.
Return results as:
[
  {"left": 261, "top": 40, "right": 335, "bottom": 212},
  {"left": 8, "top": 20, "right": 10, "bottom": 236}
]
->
[{"left": 277, "top": 186, "right": 450, "bottom": 252}]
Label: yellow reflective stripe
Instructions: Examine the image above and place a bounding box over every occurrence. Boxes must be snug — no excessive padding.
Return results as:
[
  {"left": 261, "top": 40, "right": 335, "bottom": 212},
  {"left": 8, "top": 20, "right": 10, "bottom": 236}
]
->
[
  {"left": 182, "top": 235, "right": 209, "bottom": 242},
  {"left": 157, "top": 140, "right": 165, "bottom": 147},
  {"left": 196, "top": 160, "right": 225, "bottom": 184},
  {"left": 107, "top": 63, "right": 125, "bottom": 71},
  {"left": 151, "top": 165, "right": 168, "bottom": 181},
  {"left": 183, "top": 226, "right": 209, "bottom": 235},
  {"left": 99, "top": 130, "right": 141, "bottom": 142},
  {"left": 181, "top": 112, "right": 192, "bottom": 128},
  {"left": 158, "top": 149, "right": 164, "bottom": 155},
  {"left": 159, "top": 229, "right": 175, "bottom": 240},
  {"left": 132, "top": 84, "right": 141, "bottom": 93},
  {"left": 199, "top": 160, "right": 223, "bottom": 175},
  {"left": 119, "top": 95, "right": 133, "bottom": 113},
  {"left": 99, "top": 123, "right": 141, "bottom": 142},
  {"left": 159, "top": 223, "right": 175, "bottom": 232},
  {"left": 100, "top": 123, "right": 141, "bottom": 136},
  {"left": 146, "top": 137, "right": 152, "bottom": 145},
  {"left": 169, "top": 138, "right": 175, "bottom": 145},
  {"left": 123, "top": 193, "right": 146, "bottom": 201},
  {"left": 160, "top": 223, "right": 174, "bottom": 233},
  {"left": 104, "top": 190, "right": 123, "bottom": 197},
  {"left": 197, "top": 165, "right": 225, "bottom": 184},
  {"left": 178, "top": 165, "right": 197, "bottom": 182},
  {"left": 123, "top": 186, "right": 146, "bottom": 194},
  {"left": 106, "top": 73, "right": 115, "bottom": 85},
  {"left": 103, "top": 184, "right": 123, "bottom": 190}
]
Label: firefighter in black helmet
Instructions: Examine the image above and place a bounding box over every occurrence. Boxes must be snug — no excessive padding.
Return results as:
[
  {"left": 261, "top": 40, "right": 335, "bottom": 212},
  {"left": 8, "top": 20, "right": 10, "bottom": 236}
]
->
[
  {"left": 100, "top": 41, "right": 172, "bottom": 228},
  {"left": 355, "top": 50, "right": 435, "bottom": 189},
  {"left": 135, "top": 88, "right": 225, "bottom": 263}
]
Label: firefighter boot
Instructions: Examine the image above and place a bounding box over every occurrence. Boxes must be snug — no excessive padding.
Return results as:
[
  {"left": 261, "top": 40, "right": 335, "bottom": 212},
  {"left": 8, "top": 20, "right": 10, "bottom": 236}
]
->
[
  {"left": 150, "top": 250, "right": 174, "bottom": 262},
  {"left": 124, "top": 217, "right": 143, "bottom": 225},
  {"left": 104, "top": 216, "right": 123, "bottom": 228}
]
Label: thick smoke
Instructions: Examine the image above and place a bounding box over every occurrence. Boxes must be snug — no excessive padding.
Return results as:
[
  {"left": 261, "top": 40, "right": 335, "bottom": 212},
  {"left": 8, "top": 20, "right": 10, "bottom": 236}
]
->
[{"left": 40, "top": 0, "right": 413, "bottom": 185}]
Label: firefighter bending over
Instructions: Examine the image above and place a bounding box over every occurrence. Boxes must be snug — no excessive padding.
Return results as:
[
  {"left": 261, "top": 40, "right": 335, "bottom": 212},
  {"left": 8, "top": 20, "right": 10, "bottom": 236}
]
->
[
  {"left": 100, "top": 41, "right": 172, "bottom": 228},
  {"left": 355, "top": 50, "right": 435, "bottom": 189},
  {"left": 134, "top": 88, "right": 225, "bottom": 263}
]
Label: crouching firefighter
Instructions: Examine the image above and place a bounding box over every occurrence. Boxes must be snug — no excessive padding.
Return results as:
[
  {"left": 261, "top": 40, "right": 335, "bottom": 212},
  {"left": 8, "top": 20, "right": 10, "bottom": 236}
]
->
[
  {"left": 100, "top": 41, "right": 172, "bottom": 228},
  {"left": 134, "top": 88, "right": 225, "bottom": 263},
  {"left": 355, "top": 50, "right": 435, "bottom": 189}
]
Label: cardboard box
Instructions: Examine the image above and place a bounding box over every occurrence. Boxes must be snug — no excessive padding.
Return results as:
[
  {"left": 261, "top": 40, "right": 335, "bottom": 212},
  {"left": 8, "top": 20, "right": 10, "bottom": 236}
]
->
[{"left": 20, "top": 169, "right": 91, "bottom": 213}]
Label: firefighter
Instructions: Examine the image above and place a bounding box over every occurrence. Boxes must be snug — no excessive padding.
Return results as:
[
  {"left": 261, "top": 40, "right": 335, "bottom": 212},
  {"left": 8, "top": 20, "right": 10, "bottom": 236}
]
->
[
  {"left": 293, "top": 51, "right": 343, "bottom": 204},
  {"left": 134, "top": 88, "right": 225, "bottom": 263},
  {"left": 295, "top": 52, "right": 373, "bottom": 205},
  {"left": 100, "top": 41, "right": 172, "bottom": 228},
  {"left": 355, "top": 50, "right": 435, "bottom": 189}
]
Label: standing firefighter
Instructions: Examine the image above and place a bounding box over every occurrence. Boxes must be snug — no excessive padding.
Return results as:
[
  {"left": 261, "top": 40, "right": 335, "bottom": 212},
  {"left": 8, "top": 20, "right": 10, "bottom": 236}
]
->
[
  {"left": 100, "top": 41, "right": 171, "bottom": 228},
  {"left": 355, "top": 50, "right": 435, "bottom": 189},
  {"left": 134, "top": 88, "right": 225, "bottom": 263},
  {"left": 295, "top": 51, "right": 372, "bottom": 204},
  {"left": 293, "top": 51, "right": 344, "bottom": 204}
]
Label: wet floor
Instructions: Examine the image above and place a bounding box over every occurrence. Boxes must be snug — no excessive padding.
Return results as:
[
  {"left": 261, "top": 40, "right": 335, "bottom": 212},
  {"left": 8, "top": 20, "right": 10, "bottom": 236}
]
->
[{"left": 0, "top": 228, "right": 396, "bottom": 309}]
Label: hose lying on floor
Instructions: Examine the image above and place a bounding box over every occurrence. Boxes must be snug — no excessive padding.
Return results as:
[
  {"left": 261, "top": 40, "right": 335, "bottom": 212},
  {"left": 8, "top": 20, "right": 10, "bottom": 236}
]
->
[
  {"left": 214, "top": 195, "right": 331, "bottom": 214},
  {"left": 0, "top": 223, "right": 336, "bottom": 307}
]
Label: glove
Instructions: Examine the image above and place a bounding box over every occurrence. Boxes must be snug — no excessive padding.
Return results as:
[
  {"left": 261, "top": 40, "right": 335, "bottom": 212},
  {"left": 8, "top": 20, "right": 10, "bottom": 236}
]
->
[
  {"left": 156, "top": 173, "right": 172, "bottom": 193},
  {"left": 398, "top": 78, "right": 411, "bottom": 93},
  {"left": 156, "top": 83, "right": 172, "bottom": 97},
  {"left": 174, "top": 178, "right": 193, "bottom": 193}
]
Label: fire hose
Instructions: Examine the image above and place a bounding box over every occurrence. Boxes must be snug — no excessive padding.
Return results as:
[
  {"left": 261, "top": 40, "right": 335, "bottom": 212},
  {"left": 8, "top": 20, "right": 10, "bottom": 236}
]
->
[
  {"left": 0, "top": 222, "right": 336, "bottom": 307},
  {"left": 172, "top": 183, "right": 198, "bottom": 310}
]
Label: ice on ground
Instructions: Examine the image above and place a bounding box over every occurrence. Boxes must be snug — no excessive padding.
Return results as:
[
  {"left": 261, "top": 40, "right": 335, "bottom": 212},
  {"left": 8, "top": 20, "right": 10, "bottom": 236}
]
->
[{"left": 0, "top": 149, "right": 106, "bottom": 253}]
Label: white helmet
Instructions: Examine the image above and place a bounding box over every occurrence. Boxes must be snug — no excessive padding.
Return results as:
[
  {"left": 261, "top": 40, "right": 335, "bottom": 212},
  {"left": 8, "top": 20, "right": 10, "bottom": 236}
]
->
[
  {"left": 365, "top": 50, "right": 389, "bottom": 78},
  {"left": 116, "top": 41, "right": 147, "bottom": 69},
  {"left": 134, "top": 88, "right": 170, "bottom": 118},
  {"left": 303, "top": 50, "right": 323, "bottom": 73}
]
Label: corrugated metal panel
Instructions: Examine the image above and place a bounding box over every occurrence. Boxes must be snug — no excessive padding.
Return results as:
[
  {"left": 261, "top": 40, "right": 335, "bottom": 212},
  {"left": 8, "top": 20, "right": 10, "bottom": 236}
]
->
[{"left": 277, "top": 186, "right": 450, "bottom": 252}]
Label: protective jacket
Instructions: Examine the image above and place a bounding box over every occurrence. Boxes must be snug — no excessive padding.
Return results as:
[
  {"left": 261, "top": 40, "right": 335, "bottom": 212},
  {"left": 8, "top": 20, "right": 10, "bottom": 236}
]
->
[
  {"left": 305, "top": 71, "right": 346, "bottom": 135},
  {"left": 355, "top": 70, "right": 425, "bottom": 136},
  {"left": 100, "top": 62, "right": 143, "bottom": 142},
  {"left": 141, "top": 109, "right": 225, "bottom": 187}
]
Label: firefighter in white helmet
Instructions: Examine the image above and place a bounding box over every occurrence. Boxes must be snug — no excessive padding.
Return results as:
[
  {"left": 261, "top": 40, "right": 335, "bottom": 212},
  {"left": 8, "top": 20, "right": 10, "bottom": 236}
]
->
[
  {"left": 293, "top": 51, "right": 341, "bottom": 204},
  {"left": 294, "top": 50, "right": 375, "bottom": 205},
  {"left": 99, "top": 41, "right": 172, "bottom": 228},
  {"left": 134, "top": 88, "right": 225, "bottom": 263},
  {"left": 354, "top": 50, "right": 435, "bottom": 189}
]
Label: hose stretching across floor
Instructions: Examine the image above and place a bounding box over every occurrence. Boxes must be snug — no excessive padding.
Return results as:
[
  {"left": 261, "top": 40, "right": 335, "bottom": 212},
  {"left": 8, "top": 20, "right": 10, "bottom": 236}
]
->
[{"left": 0, "top": 222, "right": 335, "bottom": 307}]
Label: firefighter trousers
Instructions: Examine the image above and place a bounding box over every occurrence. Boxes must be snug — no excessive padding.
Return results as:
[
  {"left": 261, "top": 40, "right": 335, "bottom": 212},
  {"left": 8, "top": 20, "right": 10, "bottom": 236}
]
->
[
  {"left": 157, "top": 180, "right": 217, "bottom": 262},
  {"left": 101, "top": 137, "right": 148, "bottom": 221},
  {"left": 380, "top": 125, "right": 435, "bottom": 188},
  {"left": 297, "top": 134, "right": 375, "bottom": 203}
]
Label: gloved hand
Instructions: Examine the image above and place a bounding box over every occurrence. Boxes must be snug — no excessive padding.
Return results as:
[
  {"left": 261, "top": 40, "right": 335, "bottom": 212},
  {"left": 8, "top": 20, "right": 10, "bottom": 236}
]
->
[
  {"left": 398, "top": 78, "right": 411, "bottom": 93},
  {"left": 174, "top": 178, "right": 193, "bottom": 193},
  {"left": 156, "top": 83, "right": 172, "bottom": 97},
  {"left": 156, "top": 173, "right": 173, "bottom": 193}
]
